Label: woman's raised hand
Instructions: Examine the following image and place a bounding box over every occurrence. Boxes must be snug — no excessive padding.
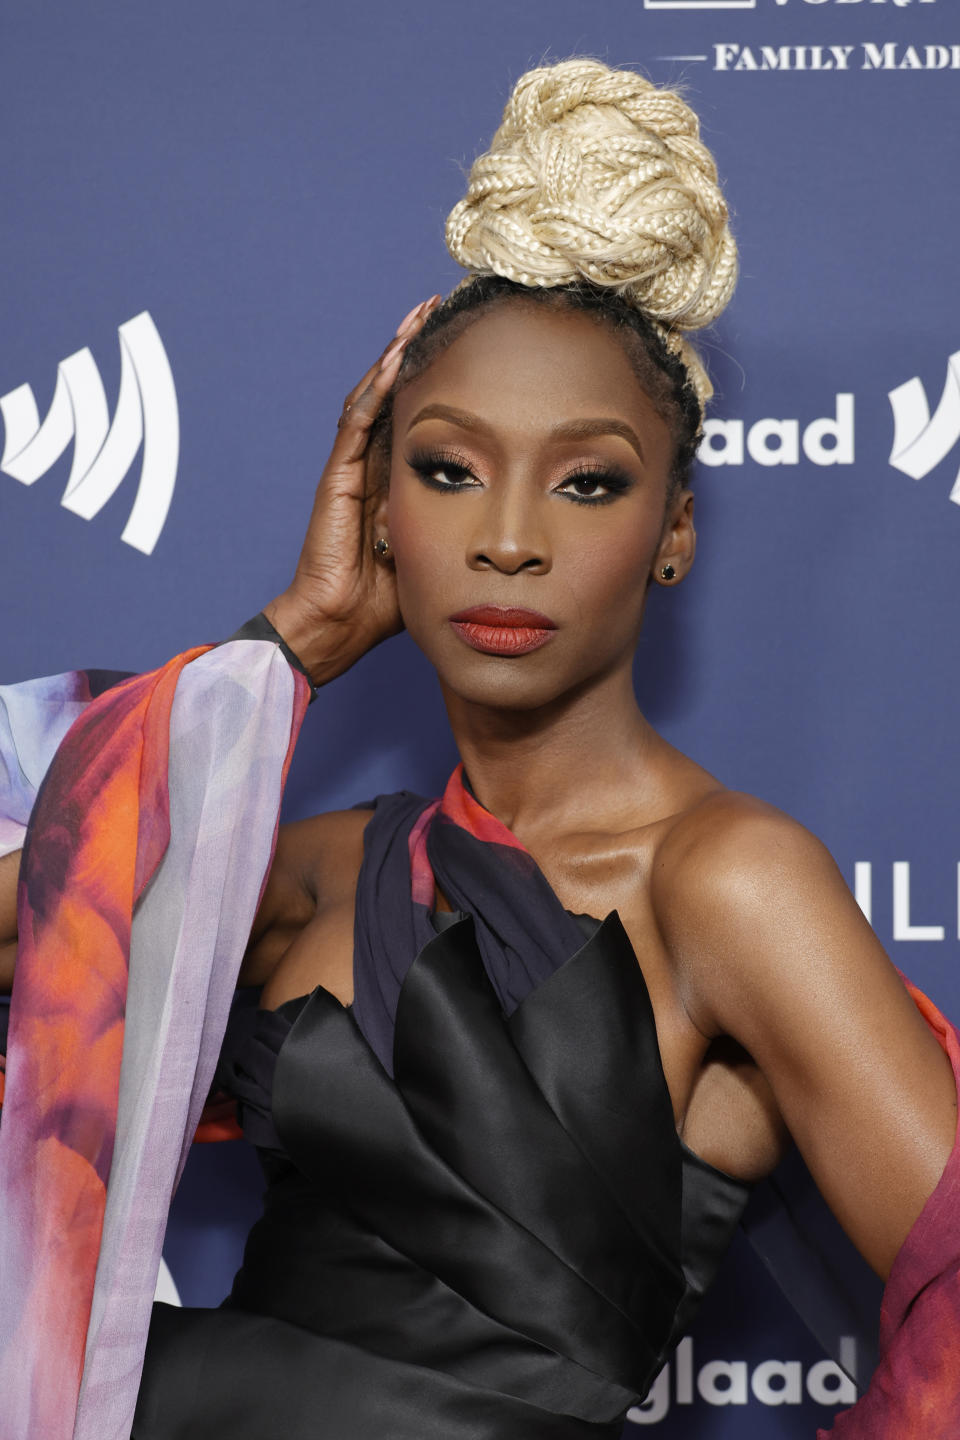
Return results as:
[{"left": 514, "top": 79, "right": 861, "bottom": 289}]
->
[{"left": 263, "top": 295, "right": 440, "bottom": 687}]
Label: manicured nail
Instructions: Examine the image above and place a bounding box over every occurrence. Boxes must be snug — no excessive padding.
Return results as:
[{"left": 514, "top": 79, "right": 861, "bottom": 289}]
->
[
  {"left": 394, "top": 302, "right": 422, "bottom": 338},
  {"left": 380, "top": 337, "right": 406, "bottom": 370}
]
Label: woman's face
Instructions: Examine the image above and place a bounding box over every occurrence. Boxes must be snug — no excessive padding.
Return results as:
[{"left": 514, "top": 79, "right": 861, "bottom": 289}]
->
[{"left": 384, "top": 300, "right": 693, "bottom": 712}]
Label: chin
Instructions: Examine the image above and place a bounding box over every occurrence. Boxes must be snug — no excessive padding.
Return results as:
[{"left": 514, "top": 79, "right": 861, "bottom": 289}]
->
[
  {"left": 433, "top": 649, "right": 594, "bottom": 714},
  {"left": 449, "top": 677, "right": 565, "bottom": 713}
]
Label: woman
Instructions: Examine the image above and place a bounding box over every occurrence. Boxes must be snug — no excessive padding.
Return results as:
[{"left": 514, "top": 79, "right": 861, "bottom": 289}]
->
[{"left": 0, "top": 58, "right": 958, "bottom": 1440}]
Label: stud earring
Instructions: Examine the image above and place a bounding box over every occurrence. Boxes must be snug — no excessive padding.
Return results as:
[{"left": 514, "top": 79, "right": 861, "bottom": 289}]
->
[
  {"left": 660, "top": 564, "right": 676, "bottom": 581},
  {"left": 373, "top": 537, "right": 391, "bottom": 558}
]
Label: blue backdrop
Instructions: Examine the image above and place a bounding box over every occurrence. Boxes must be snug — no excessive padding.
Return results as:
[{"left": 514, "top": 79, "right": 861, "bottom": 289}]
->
[{"left": 1, "top": 2, "right": 958, "bottom": 1434}]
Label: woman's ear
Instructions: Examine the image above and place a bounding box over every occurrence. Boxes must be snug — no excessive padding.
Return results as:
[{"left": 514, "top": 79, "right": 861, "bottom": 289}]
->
[
  {"left": 370, "top": 484, "right": 391, "bottom": 553},
  {"left": 366, "top": 442, "right": 392, "bottom": 549},
  {"left": 652, "top": 489, "right": 696, "bottom": 587}
]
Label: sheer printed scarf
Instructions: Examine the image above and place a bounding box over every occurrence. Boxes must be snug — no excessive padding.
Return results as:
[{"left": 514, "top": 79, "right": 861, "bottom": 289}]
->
[{"left": 0, "top": 645, "right": 310, "bottom": 1440}]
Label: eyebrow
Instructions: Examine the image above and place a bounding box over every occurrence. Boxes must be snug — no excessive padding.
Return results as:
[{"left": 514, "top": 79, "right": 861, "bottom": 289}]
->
[{"left": 406, "top": 403, "right": 646, "bottom": 465}]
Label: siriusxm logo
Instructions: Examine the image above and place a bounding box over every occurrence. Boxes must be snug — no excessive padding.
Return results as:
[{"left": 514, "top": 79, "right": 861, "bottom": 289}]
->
[{"left": 0, "top": 311, "right": 178, "bottom": 555}]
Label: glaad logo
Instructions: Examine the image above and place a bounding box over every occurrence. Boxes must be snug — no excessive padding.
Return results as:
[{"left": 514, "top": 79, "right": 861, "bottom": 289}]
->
[
  {"left": 697, "top": 362, "right": 960, "bottom": 508},
  {"left": 698, "top": 395, "right": 855, "bottom": 467},
  {"left": 0, "top": 311, "right": 178, "bottom": 556},
  {"left": 888, "top": 351, "right": 960, "bottom": 506},
  {"left": 628, "top": 1335, "right": 858, "bottom": 1424}
]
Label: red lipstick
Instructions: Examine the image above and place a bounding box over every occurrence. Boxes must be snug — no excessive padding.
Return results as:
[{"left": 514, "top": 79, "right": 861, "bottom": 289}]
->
[{"left": 449, "top": 605, "right": 557, "bottom": 657}]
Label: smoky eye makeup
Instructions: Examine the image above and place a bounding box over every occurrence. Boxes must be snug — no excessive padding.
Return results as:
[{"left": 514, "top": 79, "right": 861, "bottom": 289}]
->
[
  {"left": 404, "top": 447, "right": 478, "bottom": 492},
  {"left": 404, "top": 448, "right": 637, "bottom": 507},
  {"left": 554, "top": 463, "right": 635, "bottom": 506}
]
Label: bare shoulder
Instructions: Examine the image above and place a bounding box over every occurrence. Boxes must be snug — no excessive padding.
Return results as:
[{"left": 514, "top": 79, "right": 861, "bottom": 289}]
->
[
  {"left": 653, "top": 787, "right": 836, "bottom": 902},
  {"left": 649, "top": 788, "right": 852, "bottom": 1030},
  {"left": 274, "top": 806, "right": 374, "bottom": 909}
]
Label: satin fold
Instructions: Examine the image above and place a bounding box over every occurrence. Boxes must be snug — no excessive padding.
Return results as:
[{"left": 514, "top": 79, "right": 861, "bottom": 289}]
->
[{"left": 133, "top": 796, "right": 754, "bottom": 1438}]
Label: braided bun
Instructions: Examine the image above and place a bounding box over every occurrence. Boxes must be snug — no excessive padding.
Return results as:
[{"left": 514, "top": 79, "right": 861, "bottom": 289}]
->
[{"left": 444, "top": 59, "right": 737, "bottom": 408}]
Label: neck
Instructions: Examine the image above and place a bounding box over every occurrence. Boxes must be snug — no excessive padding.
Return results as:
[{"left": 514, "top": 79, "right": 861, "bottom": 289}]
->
[{"left": 440, "top": 661, "right": 656, "bottom": 843}]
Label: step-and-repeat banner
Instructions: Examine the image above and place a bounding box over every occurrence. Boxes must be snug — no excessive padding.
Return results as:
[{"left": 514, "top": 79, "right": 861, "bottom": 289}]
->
[{"left": 1, "top": 3, "right": 957, "bottom": 1435}]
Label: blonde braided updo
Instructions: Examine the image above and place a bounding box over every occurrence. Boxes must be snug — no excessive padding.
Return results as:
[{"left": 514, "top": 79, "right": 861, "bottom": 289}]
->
[
  {"left": 374, "top": 60, "right": 737, "bottom": 493},
  {"left": 445, "top": 58, "right": 736, "bottom": 411}
]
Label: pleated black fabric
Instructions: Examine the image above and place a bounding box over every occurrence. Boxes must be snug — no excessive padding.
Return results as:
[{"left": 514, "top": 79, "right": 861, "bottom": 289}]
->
[{"left": 133, "top": 782, "right": 752, "bottom": 1438}]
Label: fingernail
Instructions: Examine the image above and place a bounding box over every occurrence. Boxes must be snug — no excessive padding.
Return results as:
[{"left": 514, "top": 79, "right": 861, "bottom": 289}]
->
[
  {"left": 394, "top": 302, "right": 422, "bottom": 337},
  {"left": 380, "top": 337, "right": 406, "bottom": 370}
]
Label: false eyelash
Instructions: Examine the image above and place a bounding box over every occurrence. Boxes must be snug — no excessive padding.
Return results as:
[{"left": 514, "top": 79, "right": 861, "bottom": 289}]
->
[
  {"left": 405, "top": 448, "right": 477, "bottom": 492},
  {"left": 405, "top": 449, "right": 634, "bottom": 505},
  {"left": 556, "top": 465, "right": 634, "bottom": 506}
]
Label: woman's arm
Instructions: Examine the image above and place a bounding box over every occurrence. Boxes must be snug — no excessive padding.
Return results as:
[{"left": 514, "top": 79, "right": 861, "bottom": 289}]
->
[
  {"left": 657, "top": 794, "right": 957, "bottom": 1280},
  {"left": 0, "top": 808, "right": 358, "bottom": 999}
]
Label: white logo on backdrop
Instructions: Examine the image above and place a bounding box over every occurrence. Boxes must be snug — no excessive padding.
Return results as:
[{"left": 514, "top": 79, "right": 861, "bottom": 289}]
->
[
  {"left": 0, "top": 311, "right": 178, "bottom": 556},
  {"left": 888, "top": 351, "right": 960, "bottom": 505},
  {"left": 707, "top": 42, "right": 957, "bottom": 71},
  {"left": 854, "top": 861, "right": 960, "bottom": 942},
  {"left": 697, "top": 354, "right": 960, "bottom": 506},
  {"left": 698, "top": 396, "right": 854, "bottom": 468},
  {"left": 655, "top": 0, "right": 945, "bottom": 73},
  {"left": 629, "top": 1335, "right": 858, "bottom": 1424}
]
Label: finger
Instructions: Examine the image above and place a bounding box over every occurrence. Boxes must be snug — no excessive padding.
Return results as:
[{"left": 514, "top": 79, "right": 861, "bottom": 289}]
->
[
  {"left": 333, "top": 299, "right": 438, "bottom": 461},
  {"left": 339, "top": 294, "right": 441, "bottom": 415},
  {"left": 332, "top": 340, "right": 407, "bottom": 467},
  {"left": 339, "top": 301, "right": 428, "bottom": 413},
  {"left": 328, "top": 294, "right": 444, "bottom": 492}
]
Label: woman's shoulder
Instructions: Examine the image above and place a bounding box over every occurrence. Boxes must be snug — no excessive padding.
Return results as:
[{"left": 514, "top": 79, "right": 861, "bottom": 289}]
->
[
  {"left": 654, "top": 782, "right": 834, "bottom": 892},
  {"left": 650, "top": 760, "right": 846, "bottom": 927},
  {"left": 239, "top": 806, "right": 376, "bottom": 990},
  {"left": 276, "top": 788, "right": 431, "bottom": 905},
  {"left": 648, "top": 779, "right": 855, "bottom": 1023},
  {"left": 651, "top": 778, "right": 841, "bottom": 933},
  {"left": 275, "top": 807, "right": 374, "bottom": 908}
]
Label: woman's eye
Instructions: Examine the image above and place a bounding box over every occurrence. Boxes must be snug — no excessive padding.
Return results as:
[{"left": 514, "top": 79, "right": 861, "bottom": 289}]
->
[
  {"left": 557, "top": 470, "right": 628, "bottom": 505},
  {"left": 565, "top": 474, "right": 607, "bottom": 498},
  {"left": 407, "top": 454, "right": 478, "bottom": 491},
  {"left": 427, "top": 464, "right": 472, "bottom": 488}
]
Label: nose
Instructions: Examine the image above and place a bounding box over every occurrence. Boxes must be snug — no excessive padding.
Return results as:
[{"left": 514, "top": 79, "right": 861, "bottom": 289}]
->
[{"left": 466, "top": 482, "right": 551, "bottom": 576}]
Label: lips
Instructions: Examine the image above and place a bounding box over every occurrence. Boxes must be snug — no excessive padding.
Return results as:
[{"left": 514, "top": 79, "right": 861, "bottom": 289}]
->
[{"left": 448, "top": 605, "right": 557, "bottom": 657}]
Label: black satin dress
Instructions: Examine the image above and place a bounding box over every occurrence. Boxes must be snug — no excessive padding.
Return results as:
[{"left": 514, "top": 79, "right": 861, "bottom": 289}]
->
[{"left": 133, "top": 910, "right": 751, "bottom": 1439}]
